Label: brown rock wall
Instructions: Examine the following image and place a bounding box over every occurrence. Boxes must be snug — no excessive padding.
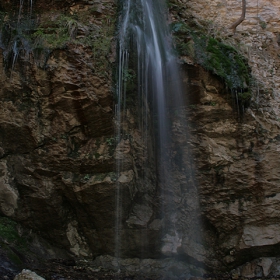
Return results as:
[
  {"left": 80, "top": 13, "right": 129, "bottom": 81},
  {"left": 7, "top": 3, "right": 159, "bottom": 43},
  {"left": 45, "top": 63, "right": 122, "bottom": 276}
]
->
[
  {"left": 171, "top": 52, "right": 280, "bottom": 273},
  {"left": 0, "top": 0, "right": 119, "bottom": 259},
  {"left": 168, "top": 0, "right": 280, "bottom": 268}
]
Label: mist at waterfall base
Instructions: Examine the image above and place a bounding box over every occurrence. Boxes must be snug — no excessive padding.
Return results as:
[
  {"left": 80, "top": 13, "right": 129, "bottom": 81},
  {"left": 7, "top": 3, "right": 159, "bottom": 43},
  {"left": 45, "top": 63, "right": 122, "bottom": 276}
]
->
[{"left": 113, "top": 0, "right": 204, "bottom": 276}]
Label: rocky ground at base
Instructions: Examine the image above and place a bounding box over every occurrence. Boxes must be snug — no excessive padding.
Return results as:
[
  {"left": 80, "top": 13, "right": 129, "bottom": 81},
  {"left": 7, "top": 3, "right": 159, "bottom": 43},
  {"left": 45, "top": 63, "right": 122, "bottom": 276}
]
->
[
  {"left": 1, "top": 248, "right": 280, "bottom": 280},
  {"left": 0, "top": 248, "right": 20, "bottom": 279},
  {"left": 4, "top": 262, "right": 280, "bottom": 280},
  {"left": 4, "top": 271, "right": 280, "bottom": 280}
]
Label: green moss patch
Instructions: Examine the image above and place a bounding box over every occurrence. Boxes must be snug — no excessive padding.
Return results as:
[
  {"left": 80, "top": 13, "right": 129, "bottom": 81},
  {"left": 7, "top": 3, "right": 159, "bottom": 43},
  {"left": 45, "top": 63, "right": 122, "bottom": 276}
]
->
[
  {"left": 0, "top": 216, "right": 28, "bottom": 266},
  {"left": 0, "top": 216, "right": 21, "bottom": 244},
  {"left": 171, "top": 21, "right": 251, "bottom": 98},
  {"left": 0, "top": 216, "right": 29, "bottom": 249},
  {"left": 203, "top": 37, "right": 250, "bottom": 90}
]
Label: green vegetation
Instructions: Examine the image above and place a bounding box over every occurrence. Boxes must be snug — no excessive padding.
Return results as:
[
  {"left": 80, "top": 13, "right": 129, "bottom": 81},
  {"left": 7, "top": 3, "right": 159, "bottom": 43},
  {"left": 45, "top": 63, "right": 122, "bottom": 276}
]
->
[
  {"left": 0, "top": 216, "right": 20, "bottom": 243},
  {"left": 259, "top": 21, "right": 267, "bottom": 29},
  {"left": 238, "top": 91, "right": 251, "bottom": 105},
  {"left": 35, "top": 13, "right": 115, "bottom": 75},
  {"left": 83, "top": 174, "right": 91, "bottom": 181},
  {"left": 0, "top": 8, "right": 116, "bottom": 76},
  {"left": 31, "top": 16, "right": 75, "bottom": 49},
  {"left": 123, "top": 68, "right": 136, "bottom": 83},
  {"left": 123, "top": 68, "right": 136, "bottom": 93},
  {"left": 0, "top": 216, "right": 28, "bottom": 266},
  {"left": 79, "top": 171, "right": 118, "bottom": 183},
  {"left": 171, "top": 21, "right": 251, "bottom": 101},
  {"left": 204, "top": 37, "right": 250, "bottom": 90},
  {"left": 106, "top": 136, "right": 116, "bottom": 146}
]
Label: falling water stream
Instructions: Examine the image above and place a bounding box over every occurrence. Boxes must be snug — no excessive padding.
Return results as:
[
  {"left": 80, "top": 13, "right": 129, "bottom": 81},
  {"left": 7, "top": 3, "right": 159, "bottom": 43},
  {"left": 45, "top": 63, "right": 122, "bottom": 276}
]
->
[{"left": 115, "top": 0, "right": 203, "bottom": 274}]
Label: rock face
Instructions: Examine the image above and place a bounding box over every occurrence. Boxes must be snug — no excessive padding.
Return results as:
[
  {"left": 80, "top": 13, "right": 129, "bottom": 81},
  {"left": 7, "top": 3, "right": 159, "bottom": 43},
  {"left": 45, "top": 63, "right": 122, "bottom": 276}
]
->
[
  {"left": 0, "top": 0, "right": 280, "bottom": 278},
  {"left": 0, "top": 0, "right": 118, "bottom": 260},
  {"left": 0, "top": 41, "right": 117, "bottom": 255},
  {"left": 170, "top": 0, "right": 280, "bottom": 273}
]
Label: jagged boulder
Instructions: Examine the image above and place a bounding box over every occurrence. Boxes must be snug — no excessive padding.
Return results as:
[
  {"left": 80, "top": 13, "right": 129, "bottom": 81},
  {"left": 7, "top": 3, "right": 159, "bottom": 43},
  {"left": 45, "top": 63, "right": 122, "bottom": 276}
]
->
[{"left": 14, "top": 270, "right": 45, "bottom": 280}]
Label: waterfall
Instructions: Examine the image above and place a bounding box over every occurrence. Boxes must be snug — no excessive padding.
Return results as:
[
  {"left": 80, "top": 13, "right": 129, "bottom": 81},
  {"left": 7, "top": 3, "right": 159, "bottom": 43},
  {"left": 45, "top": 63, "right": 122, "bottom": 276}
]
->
[{"left": 115, "top": 0, "right": 204, "bottom": 271}]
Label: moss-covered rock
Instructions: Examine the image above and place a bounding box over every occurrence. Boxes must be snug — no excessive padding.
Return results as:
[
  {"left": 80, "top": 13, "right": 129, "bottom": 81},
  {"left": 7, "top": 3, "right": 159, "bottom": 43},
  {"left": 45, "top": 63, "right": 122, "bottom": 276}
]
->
[{"left": 171, "top": 22, "right": 251, "bottom": 97}]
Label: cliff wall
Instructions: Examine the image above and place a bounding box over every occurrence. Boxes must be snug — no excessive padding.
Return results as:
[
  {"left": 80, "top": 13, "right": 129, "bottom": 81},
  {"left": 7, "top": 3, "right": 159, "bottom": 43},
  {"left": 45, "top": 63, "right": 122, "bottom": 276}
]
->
[
  {"left": 0, "top": 0, "right": 280, "bottom": 278},
  {"left": 171, "top": 0, "right": 280, "bottom": 276}
]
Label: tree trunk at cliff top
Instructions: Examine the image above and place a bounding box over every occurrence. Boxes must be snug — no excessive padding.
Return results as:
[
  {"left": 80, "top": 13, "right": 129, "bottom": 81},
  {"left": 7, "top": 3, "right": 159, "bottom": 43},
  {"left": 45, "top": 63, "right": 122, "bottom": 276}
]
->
[{"left": 229, "top": 0, "right": 246, "bottom": 33}]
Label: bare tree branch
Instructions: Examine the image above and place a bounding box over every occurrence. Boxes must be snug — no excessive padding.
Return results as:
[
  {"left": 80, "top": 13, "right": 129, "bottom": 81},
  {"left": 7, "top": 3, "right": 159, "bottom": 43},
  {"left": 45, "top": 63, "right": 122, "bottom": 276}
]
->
[{"left": 229, "top": 0, "right": 246, "bottom": 33}]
